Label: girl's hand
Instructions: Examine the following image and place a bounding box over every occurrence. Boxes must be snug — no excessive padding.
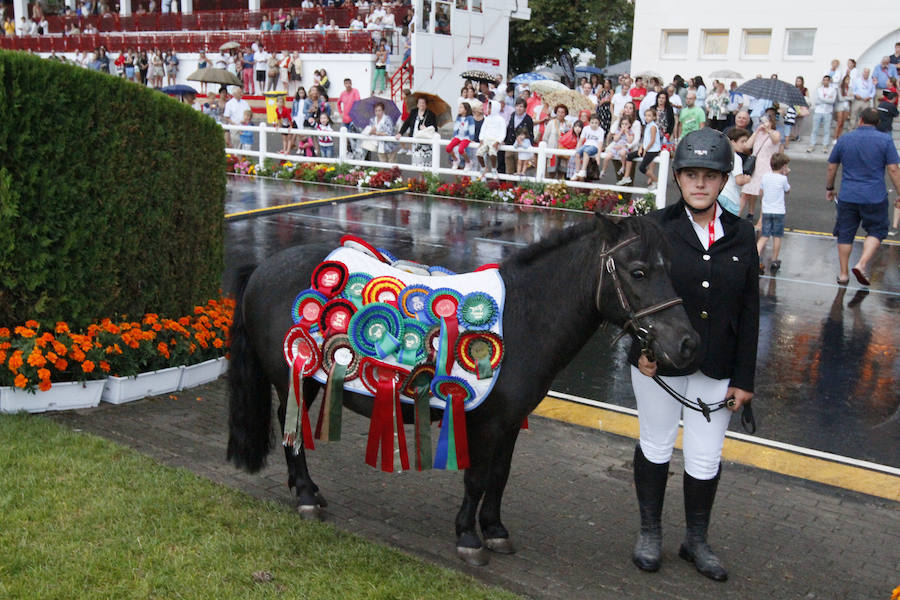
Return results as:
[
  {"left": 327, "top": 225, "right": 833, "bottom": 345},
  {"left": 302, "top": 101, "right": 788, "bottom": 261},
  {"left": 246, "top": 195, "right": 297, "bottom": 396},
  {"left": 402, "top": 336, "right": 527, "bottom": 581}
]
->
[
  {"left": 724, "top": 387, "right": 753, "bottom": 412},
  {"left": 637, "top": 354, "right": 657, "bottom": 377}
]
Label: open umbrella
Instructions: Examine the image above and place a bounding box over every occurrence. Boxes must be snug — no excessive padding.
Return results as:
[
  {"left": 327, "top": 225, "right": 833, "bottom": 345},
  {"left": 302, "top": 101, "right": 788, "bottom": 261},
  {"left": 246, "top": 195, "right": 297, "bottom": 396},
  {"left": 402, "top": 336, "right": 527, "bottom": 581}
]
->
[
  {"left": 575, "top": 65, "right": 604, "bottom": 75},
  {"left": 187, "top": 67, "right": 243, "bottom": 87},
  {"left": 538, "top": 89, "right": 594, "bottom": 115},
  {"left": 160, "top": 84, "right": 198, "bottom": 97},
  {"left": 406, "top": 92, "right": 453, "bottom": 127},
  {"left": 709, "top": 69, "right": 743, "bottom": 79},
  {"left": 510, "top": 72, "right": 549, "bottom": 84},
  {"left": 348, "top": 95, "right": 401, "bottom": 129},
  {"left": 528, "top": 80, "right": 569, "bottom": 96},
  {"left": 734, "top": 78, "right": 808, "bottom": 107},
  {"left": 219, "top": 41, "right": 241, "bottom": 52},
  {"left": 460, "top": 69, "right": 498, "bottom": 84}
]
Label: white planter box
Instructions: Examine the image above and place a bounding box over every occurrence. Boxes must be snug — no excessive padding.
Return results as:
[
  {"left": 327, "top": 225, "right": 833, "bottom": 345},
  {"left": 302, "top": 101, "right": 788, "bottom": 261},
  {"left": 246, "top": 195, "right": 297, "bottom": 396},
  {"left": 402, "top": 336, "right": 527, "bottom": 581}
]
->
[
  {"left": 101, "top": 366, "right": 184, "bottom": 405},
  {"left": 179, "top": 357, "right": 228, "bottom": 391},
  {"left": 0, "top": 379, "right": 106, "bottom": 414}
]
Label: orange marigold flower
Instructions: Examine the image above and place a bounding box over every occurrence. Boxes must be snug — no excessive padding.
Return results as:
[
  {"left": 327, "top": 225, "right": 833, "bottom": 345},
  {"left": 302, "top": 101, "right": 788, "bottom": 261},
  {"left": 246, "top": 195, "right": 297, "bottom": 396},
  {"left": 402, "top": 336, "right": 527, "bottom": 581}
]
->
[
  {"left": 0, "top": 350, "right": 6, "bottom": 365},
  {"left": 213, "top": 338, "right": 224, "bottom": 349},
  {"left": 8, "top": 350, "right": 24, "bottom": 372},
  {"left": 152, "top": 323, "right": 163, "bottom": 332},
  {"left": 27, "top": 348, "right": 47, "bottom": 368},
  {"left": 0, "top": 341, "right": 10, "bottom": 350},
  {"left": 38, "top": 368, "right": 50, "bottom": 381},
  {"left": 82, "top": 360, "right": 95, "bottom": 373},
  {"left": 35, "top": 332, "right": 54, "bottom": 348},
  {"left": 55, "top": 322, "right": 70, "bottom": 334},
  {"left": 55, "top": 359, "right": 68, "bottom": 371},
  {"left": 99, "top": 361, "right": 110, "bottom": 372},
  {"left": 0, "top": 327, "right": 10, "bottom": 338},
  {"left": 25, "top": 320, "right": 40, "bottom": 329},
  {"left": 52, "top": 341, "right": 67, "bottom": 356},
  {"left": 14, "top": 326, "right": 36, "bottom": 338},
  {"left": 14, "top": 373, "right": 27, "bottom": 388},
  {"left": 157, "top": 342, "right": 170, "bottom": 359},
  {"left": 38, "top": 379, "right": 52, "bottom": 392},
  {"left": 189, "top": 343, "right": 196, "bottom": 353},
  {"left": 143, "top": 313, "right": 159, "bottom": 325},
  {"left": 70, "top": 348, "right": 86, "bottom": 363},
  {"left": 178, "top": 317, "right": 191, "bottom": 326}
]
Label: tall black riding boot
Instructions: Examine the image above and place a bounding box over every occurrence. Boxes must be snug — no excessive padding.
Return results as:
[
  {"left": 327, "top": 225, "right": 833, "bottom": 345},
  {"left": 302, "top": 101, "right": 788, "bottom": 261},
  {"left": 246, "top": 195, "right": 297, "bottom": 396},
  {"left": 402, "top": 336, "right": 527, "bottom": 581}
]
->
[
  {"left": 679, "top": 468, "right": 728, "bottom": 581},
  {"left": 632, "top": 443, "right": 669, "bottom": 572}
]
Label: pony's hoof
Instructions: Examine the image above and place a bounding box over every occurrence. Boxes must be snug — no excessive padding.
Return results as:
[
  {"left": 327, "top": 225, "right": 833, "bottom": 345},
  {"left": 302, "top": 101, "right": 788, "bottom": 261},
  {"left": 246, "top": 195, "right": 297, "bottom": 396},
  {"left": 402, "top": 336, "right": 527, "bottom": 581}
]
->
[
  {"left": 485, "top": 537, "right": 516, "bottom": 554},
  {"left": 297, "top": 504, "right": 324, "bottom": 520},
  {"left": 456, "top": 545, "right": 490, "bottom": 567}
]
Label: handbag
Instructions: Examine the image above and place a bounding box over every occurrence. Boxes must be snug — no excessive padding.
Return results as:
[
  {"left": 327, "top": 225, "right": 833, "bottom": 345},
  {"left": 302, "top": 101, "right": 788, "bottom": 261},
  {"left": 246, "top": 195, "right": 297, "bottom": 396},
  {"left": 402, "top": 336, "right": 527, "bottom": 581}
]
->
[
  {"left": 414, "top": 125, "right": 435, "bottom": 139},
  {"left": 558, "top": 130, "right": 577, "bottom": 149},
  {"left": 742, "top": 154, "right": 757, "bottom": 176},
  {"left": 796, "top": 106, "right": 810, "bottom": 117}
]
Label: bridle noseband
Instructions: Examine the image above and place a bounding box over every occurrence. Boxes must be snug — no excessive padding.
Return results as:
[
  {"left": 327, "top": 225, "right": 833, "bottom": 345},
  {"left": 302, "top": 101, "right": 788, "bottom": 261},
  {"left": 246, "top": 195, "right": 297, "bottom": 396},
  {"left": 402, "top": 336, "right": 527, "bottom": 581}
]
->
[{"left": 594, "top": 234, "right": 755, "bottom": 432}]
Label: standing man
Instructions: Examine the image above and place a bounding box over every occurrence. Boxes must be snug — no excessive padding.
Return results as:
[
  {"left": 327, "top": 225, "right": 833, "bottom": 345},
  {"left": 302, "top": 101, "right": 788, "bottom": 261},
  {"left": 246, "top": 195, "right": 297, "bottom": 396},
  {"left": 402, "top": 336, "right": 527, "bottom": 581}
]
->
[
  {"left": 253, "top": 44, "right": 270, "bottom": 96},
  {"left": 807, "top": 75, "right": 837, "bottom": 153},
  {"left": 826, "top": 107, "right": 900, "bottom": 286},
  {"left": 890, "top": 42, "right": 900, "bottom": 67},
  {"left": 872, "top": 56, "right": 898, "bottom": 100},
  {"left": 223, "top": 86, "right": 251, "bottom": 147},
  {"left": 849, "top": 68, "right": 875, "bottom": 128},
  {"left": 677, "top": 91, "right": 706, "bottom": 138},
  {"left": 338, "top": 78, "right": 361, "bottom": 154},
  {"left": 629, "top": 75, "right": 647, "bottom": 112}
]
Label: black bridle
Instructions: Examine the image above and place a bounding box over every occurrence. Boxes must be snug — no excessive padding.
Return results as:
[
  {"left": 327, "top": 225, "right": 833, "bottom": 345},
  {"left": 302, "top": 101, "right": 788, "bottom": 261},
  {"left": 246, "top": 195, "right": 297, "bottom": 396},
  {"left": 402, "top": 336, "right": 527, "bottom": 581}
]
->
[{"left": 595, "top": 234, "right": 756, "bottom": 433}]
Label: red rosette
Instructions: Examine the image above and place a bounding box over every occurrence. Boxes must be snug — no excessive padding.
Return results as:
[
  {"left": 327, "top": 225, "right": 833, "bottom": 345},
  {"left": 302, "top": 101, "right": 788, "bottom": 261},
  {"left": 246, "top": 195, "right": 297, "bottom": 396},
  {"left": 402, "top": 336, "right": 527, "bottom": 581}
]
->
[
  {"left": 340, "top": 234, "right": 388, "bottom": 263},
  {"left": 358, "top": 357, "right": 411, "bottom": 395},
  {"left": 311, "top": 261, "right": 349, "bottom": 297},
  {"left": 318, "top": 298, "right": 357, "bottom": 339},
  {"left": 475, "top": 263, "right": 500, "bottom": 271},
  {"left": 362, "top": 275, "right": 405, "bottom": 306},
  {"left": 282, "top": 325, "right": 321, "bottom": 376},
  {"left": 425, "top": 325, "right": 442, "bottom": 362},
  {"left": 427, "top": 289, "right": 463, "bottom": 322},
  {"left": 455, "top": 331, "right": 504, "bottom": 375}
]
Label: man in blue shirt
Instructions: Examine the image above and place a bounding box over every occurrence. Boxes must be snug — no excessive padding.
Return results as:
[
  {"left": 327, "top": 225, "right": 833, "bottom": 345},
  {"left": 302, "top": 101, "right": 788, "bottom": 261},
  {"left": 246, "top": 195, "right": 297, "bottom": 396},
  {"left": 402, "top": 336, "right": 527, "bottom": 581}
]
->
[
  {"left": 826, "top": 108, "right": 900, "bottom": 286},
  {"left": 872, "top": 56, "right": 899, "bottom": 98}
]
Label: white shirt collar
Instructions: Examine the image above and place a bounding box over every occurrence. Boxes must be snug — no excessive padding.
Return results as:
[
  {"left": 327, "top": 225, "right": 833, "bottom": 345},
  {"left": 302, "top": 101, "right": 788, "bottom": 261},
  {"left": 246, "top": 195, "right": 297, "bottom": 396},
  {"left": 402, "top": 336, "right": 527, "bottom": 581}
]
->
[{"left": 685, "top": 203, "right": 724, "bottom": 250}]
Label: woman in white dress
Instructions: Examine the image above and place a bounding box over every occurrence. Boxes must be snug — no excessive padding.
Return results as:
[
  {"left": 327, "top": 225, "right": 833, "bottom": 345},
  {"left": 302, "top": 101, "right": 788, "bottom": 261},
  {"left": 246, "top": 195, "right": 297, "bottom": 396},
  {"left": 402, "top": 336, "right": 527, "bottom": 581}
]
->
[{"left": 366, "top": 101, "right": 398, "bottom": 163}]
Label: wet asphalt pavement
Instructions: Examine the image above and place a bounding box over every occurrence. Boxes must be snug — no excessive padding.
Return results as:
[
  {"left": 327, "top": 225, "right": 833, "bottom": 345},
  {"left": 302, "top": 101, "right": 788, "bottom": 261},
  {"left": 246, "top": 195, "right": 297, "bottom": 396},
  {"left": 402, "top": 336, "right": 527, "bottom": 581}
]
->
[{"left": 224, "top": 177, "right": 900, "bottom": 468}]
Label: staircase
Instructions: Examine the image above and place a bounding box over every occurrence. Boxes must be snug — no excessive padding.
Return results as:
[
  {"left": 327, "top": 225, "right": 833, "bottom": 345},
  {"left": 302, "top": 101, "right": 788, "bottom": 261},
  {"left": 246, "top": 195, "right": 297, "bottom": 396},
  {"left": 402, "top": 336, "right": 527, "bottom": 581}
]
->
[{"left": 389, "top": 56, "right": 413, "bottom": 106}]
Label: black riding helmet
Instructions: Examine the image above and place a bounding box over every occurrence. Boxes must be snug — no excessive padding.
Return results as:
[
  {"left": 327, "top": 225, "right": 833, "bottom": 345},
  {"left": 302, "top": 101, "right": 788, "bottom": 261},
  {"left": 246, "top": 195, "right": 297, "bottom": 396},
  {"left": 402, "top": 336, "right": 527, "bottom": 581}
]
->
[{"left": 672, "top": 128, "right": 733, "bottom": 174}]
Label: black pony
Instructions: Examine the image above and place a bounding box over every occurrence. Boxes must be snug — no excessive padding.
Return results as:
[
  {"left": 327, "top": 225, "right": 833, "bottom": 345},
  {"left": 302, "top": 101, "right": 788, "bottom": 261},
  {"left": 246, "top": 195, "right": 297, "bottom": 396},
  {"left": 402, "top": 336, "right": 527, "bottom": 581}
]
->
[{"left": 227, "top": 212, "right": 700, "bottom": 566}]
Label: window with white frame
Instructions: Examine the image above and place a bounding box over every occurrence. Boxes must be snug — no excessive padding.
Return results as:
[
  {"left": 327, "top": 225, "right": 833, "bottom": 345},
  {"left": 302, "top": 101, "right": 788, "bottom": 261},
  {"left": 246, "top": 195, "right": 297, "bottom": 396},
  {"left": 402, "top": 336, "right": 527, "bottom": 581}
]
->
[
  {"left": 661, "top": 30, "right": 688, "bottom": 58},
  {"left": 701, "top": 30, "right": 729, "bottom": 57},
  {"left": 742, "top": 30, "right": 771, "bottom": 57},
  {"left": 785, "top": 28, "right": 815, "bottom": 58}
]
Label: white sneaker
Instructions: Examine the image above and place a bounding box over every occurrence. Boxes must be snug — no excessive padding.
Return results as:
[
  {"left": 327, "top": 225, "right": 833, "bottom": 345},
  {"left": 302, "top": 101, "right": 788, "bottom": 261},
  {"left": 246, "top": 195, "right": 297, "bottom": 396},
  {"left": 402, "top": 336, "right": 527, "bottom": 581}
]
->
[
  {"left": 806, "top": 146, "right": 814, "bottom": 153},
  {"left": 617, "top": 176, "right": 632, "bottom": 185},
  {"left": 450, "top": 158, "right": 459, "bottom": 169},
  {"left": 599, "top": 170, "right": 606, "bottom": 178},
  {"left": 577, "top": 169, "right": 587, "bottom": 178},
  {"left": 648, "top": 182, "right": 657, "bottom": 191},
  {"left": 491, "top": 169, "right": 499, "bottom": 178}
]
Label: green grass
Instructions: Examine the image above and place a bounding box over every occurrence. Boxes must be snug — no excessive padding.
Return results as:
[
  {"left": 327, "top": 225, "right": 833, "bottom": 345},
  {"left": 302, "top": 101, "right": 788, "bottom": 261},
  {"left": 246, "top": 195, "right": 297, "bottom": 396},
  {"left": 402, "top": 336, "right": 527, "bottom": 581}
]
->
[{"left": 0, "top": 415, "right": 520, "bottom": 600}]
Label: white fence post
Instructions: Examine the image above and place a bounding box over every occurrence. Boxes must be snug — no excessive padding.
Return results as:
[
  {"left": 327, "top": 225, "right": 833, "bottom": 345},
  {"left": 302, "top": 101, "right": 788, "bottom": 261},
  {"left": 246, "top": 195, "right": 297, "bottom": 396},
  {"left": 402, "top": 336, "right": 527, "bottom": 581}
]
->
[
  {"left": 339, "top": 126, "right": 348, "bottom": 163},
  {"left": 535, "top": 141, "right": 547, "bottom": 183},
  {"left": 257, "top": 121, "right": 267, "bottom": 170},
  {"left": 655, "top": 149, "right": 670, "bottom": 209},
  {"left": 431, "top": 133, "right": 441, "bottom": 172}
]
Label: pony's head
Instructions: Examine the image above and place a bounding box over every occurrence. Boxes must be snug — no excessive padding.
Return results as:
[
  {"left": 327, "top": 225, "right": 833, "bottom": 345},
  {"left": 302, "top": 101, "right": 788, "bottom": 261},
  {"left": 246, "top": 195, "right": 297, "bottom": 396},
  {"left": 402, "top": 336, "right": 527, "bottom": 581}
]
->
[{"left": 593, "top": 214, "right": 700, "bottom": 371}]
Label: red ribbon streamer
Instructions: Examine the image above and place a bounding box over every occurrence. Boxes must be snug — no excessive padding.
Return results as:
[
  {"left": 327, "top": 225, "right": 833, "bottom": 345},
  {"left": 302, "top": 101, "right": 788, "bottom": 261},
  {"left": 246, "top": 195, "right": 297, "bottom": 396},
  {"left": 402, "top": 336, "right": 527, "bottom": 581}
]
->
[
  {"left": 450, "top": 389, "right": 469, "bottom": 470},
  {"left": 292, "top": 354, "right": 315, "bottom": 451},
  {"left": 442, "top": 317, "right": 458, "bottom": 376},
  {"left": 393, "top": 379, "right": 410, "bottom": 471}
]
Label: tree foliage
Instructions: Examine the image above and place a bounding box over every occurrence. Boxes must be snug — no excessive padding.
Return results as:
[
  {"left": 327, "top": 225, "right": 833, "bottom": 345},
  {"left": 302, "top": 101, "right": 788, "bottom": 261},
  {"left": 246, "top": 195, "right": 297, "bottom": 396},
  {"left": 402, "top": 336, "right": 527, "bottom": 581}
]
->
[
  {"left": 509, "top": 0, "right": 634, "bottom": 75},
  {"left": 0, "top": 50, "right": 225, "bottom": 327}
]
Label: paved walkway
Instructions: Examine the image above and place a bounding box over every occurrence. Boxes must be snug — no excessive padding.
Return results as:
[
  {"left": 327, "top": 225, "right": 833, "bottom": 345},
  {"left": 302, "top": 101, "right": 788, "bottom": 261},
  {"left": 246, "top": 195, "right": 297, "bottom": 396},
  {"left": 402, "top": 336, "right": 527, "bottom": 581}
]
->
[{"left": 52, "top": 380, "right": 898, "bottom": 600}]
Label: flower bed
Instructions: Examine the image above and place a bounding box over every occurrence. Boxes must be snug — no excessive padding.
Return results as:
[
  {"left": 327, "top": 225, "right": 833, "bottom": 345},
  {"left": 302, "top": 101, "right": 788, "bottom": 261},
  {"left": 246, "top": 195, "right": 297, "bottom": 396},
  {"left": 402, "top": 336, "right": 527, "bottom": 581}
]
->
[
  {"left": 0, "top": 298, "right": 233, "bottom": 394},
  {"left": 224, "top": 158, "right": 656, "bottom": 215}
]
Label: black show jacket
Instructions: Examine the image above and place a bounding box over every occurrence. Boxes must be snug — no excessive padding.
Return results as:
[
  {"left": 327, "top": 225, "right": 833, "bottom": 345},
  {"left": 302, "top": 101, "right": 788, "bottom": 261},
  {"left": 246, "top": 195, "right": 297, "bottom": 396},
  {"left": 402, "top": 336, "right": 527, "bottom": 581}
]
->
[{"left": 629, "top": 201, "right": 760, "bottom": 392}]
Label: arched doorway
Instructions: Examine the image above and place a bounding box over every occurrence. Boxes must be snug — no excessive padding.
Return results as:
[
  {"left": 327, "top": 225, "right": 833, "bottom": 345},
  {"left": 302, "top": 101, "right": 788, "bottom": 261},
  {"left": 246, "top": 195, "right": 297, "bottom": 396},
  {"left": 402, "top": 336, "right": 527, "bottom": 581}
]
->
[{"left": 857, "top": 28, "right": 900, "bottom": 70}]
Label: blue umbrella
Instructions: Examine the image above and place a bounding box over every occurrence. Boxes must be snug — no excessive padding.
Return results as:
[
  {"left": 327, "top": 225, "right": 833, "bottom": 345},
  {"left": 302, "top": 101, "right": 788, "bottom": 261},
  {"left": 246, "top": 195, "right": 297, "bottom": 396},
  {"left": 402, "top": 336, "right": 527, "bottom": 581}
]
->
[
  {"left": 160, "top": 84, "right": 198, "bottom": 96},
  {"left": 348, "top": 96, "right": 402, "bottom": 129},
  {"left": 510, "top": 72, "right": 549, "bottom": 84},
  {"left": 575, "top": 65, "right": 604, "bottom": 75}
]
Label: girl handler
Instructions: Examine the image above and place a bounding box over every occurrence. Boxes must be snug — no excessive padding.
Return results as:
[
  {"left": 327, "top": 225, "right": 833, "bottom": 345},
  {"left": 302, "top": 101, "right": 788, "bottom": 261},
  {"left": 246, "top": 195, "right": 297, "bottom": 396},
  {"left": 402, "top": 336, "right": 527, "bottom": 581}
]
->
[{"left": 629, "top": 128, "right": 759, "bottom": 582}]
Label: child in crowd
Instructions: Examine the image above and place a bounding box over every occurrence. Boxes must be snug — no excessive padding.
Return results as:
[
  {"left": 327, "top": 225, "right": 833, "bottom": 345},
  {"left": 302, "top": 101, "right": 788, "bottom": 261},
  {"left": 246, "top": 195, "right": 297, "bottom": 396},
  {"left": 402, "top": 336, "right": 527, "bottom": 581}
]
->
[
  {"left": 635, "top": 106, "right": 661, "bottom": 188},
  {"left": 277, "top": 96, "right": 293, "bottom": 153},
  {"left": 876, "top": 90, "right": 899, "bottom": 133},
  {"left": 757, "top": 152, "right": 791, "bottom": 274},
  {"left": 600, "top": 115, "right": 635, "bottom": 179},
  {"left": 565, "top": 120, "right": 585, "bottom": 180},
  {"left": 571, "top": 114, "right": 605, "bottom": 181},
  {"left": 239, "top": 110, "right": 255, "bottom": 150},
  {"left": 513, "top": 126, "right": 533, "bottom": 175},
  {"left": 316, "top": 112, "right": 334, "bottom": 158},
  {"left": 447, "top": 102, "right": 475, "bottom": 170},
  {"left": 718, "top": 127, "right": 753, "bottom": 216}
]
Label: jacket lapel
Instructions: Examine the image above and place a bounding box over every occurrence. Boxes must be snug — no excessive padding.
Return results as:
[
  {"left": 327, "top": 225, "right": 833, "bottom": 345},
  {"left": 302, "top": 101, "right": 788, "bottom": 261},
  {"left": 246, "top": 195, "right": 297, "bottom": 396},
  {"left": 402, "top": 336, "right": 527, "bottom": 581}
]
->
[{"left": 667, "top": 203, "right": 706, "bottom": 252}]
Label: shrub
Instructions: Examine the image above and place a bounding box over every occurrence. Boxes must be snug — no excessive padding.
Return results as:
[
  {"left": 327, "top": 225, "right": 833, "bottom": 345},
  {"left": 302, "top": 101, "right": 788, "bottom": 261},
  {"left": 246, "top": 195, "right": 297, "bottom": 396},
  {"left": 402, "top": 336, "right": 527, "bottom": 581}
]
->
[{"left": 0, "top": 51, "right": 225, "bottom": 328}]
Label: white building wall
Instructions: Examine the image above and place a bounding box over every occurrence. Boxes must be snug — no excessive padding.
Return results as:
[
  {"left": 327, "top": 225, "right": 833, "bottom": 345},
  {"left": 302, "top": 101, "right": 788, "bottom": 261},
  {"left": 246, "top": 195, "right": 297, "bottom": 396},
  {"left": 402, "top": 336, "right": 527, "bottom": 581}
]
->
[
  {"left": 631, "top": 0, "right": 899, "bottom": 88},
  {"left": 410, "top": 0, "right": 529, "bottom": 110}
]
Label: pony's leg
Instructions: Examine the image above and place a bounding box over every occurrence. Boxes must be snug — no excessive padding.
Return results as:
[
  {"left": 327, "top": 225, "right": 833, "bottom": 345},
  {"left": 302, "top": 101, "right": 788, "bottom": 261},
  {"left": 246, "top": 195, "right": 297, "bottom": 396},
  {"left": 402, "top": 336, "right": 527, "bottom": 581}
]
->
[
  {"left": 478, "top": 426, "right": 521, "bottom": 554},
  {"left": 276, "top": 380, "right": 327, "bottom": 517},
  {"left": 454, "top": 424, "right": 497, "bottom": 566}
]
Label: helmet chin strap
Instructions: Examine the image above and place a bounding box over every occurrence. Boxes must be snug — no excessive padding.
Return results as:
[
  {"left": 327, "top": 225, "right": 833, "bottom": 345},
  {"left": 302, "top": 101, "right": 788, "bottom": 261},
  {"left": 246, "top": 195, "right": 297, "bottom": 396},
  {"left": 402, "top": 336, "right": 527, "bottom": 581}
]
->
[{"left": 686, "top": 200, "right": 716, "bottom": 214}]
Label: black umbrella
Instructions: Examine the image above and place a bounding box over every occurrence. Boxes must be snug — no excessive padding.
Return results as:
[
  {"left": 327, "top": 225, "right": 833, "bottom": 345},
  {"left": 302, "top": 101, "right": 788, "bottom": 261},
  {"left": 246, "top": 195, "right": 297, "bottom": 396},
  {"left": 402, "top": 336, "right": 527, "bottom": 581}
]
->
[
  {"left": 734, "top": 78, "right": 808, "bottom": 107},
  {"left": 460, "top": 69, "right": 498, "bottom": 84},
  {"left": 160, "top": 84, "right": 198, "bottom": 97}
]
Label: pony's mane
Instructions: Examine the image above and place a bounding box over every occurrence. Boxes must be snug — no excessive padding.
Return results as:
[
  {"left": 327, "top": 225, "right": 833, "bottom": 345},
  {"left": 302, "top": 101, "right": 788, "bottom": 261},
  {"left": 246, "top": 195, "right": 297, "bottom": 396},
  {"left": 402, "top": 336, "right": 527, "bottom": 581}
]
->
[
  {"left": 622, "top": 215, "right": 668, "bottom": 259},
  {"left": 506, "top": 219, "right": 599, "bottom": 266}
]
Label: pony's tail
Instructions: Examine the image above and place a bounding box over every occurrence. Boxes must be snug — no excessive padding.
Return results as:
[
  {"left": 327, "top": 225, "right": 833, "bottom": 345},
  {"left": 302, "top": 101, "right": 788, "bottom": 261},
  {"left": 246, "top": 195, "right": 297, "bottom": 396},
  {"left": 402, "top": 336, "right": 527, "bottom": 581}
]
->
[{"left": 226, "top": 264, "right": 273, "bottom": 473}]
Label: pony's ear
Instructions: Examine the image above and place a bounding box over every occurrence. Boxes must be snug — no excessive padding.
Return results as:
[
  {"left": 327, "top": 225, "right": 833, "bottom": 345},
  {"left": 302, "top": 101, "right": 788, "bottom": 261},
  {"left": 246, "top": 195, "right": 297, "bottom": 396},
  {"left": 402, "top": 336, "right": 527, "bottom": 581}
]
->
[{"left": 595, "top": 212, "right": 624, "bottom": 237}]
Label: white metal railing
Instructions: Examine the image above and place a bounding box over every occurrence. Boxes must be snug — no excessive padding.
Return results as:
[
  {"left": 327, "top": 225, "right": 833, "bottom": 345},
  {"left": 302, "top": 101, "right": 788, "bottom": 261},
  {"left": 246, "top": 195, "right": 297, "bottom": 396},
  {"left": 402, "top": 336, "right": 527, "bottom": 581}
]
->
[{"left": 221, "top": 122, "right": 669, "bottom": 209}]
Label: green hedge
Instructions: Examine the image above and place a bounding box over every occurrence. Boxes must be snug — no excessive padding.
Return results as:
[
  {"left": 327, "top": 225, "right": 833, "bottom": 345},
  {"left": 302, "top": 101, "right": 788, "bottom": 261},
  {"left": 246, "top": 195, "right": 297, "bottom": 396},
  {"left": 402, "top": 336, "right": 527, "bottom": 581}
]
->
[{"left": 0, "top": 50, "right": 225, "bottom": 327}]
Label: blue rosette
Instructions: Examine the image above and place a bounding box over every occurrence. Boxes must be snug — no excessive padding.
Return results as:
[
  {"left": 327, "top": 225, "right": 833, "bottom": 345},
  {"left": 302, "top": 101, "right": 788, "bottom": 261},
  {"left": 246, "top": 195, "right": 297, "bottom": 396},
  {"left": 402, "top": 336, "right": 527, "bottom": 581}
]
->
[
  {"left": 340, "top": 273, "right": 372, "bottom": 309},
  {"left": 397, "top": 319, "right": 429, "bottom": 366},
  {"left": 428, "top": 265, "right": 457, "bottom": 276},
  {"left": 290, "top": 288, "right": 328, "bottom": 333},
  {"left": 347, "top": 302, "right": 404, "bottom": 359},
  {"left": 457, "top": 292, "right": 499, "bottom": 331},
  {"left": 399, "top": 284, "right": 434, "bottom": 324},
  {"left": 377, "top": 247, "right": 399, "bottom": 263}
]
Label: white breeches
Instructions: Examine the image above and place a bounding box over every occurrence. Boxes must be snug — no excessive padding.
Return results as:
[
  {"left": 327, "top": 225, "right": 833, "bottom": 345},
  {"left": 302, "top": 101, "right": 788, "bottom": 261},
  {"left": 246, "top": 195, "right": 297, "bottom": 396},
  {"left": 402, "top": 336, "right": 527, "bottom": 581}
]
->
[{"left": 630, "top": 366, "right": 732, "bottom": 480}]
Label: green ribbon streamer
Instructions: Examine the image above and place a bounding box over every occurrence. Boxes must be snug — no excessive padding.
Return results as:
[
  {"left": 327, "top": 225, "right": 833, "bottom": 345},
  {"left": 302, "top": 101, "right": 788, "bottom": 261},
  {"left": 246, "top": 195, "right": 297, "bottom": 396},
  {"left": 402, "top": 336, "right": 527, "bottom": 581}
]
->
[
  {"left": 475, "top": 356, "right": 493, "bottom": 380},
  {"left": 445, "top": 394, "right": 458, "bottom": 470},
  {"left": 374, "top": 332, "right": 401, "bottom": 359},
  {"left": 414, "top": 384, "right": 432, "bottom": 471},
  {"left": 327, "top": 363, "right": 346, "bottom": 441}
]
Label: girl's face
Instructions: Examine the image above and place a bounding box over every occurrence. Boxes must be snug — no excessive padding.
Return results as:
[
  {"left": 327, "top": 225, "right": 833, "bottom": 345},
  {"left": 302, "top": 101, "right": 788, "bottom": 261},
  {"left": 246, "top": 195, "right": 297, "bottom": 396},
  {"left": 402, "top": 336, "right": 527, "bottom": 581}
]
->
[
  {"left": 623, "top": 102, "right": 635, "bottom": 117},
  {"left": 656, "top": 92, "right": 667, "bottom": 107},
  {"left": 573, "top": 124, "right": 582, "bottom": 135},
  {"left": 458, "top": 104, "right": 465, "bottom": 116},
  {"left": 319, "top": 112, "right": 330, "bottom": 124},
  {"left": 516, "top": 132, "right": 525, "bottom": 142},
  {"left": 677, "top": 168, "right": 727, "bottom": 210}
]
